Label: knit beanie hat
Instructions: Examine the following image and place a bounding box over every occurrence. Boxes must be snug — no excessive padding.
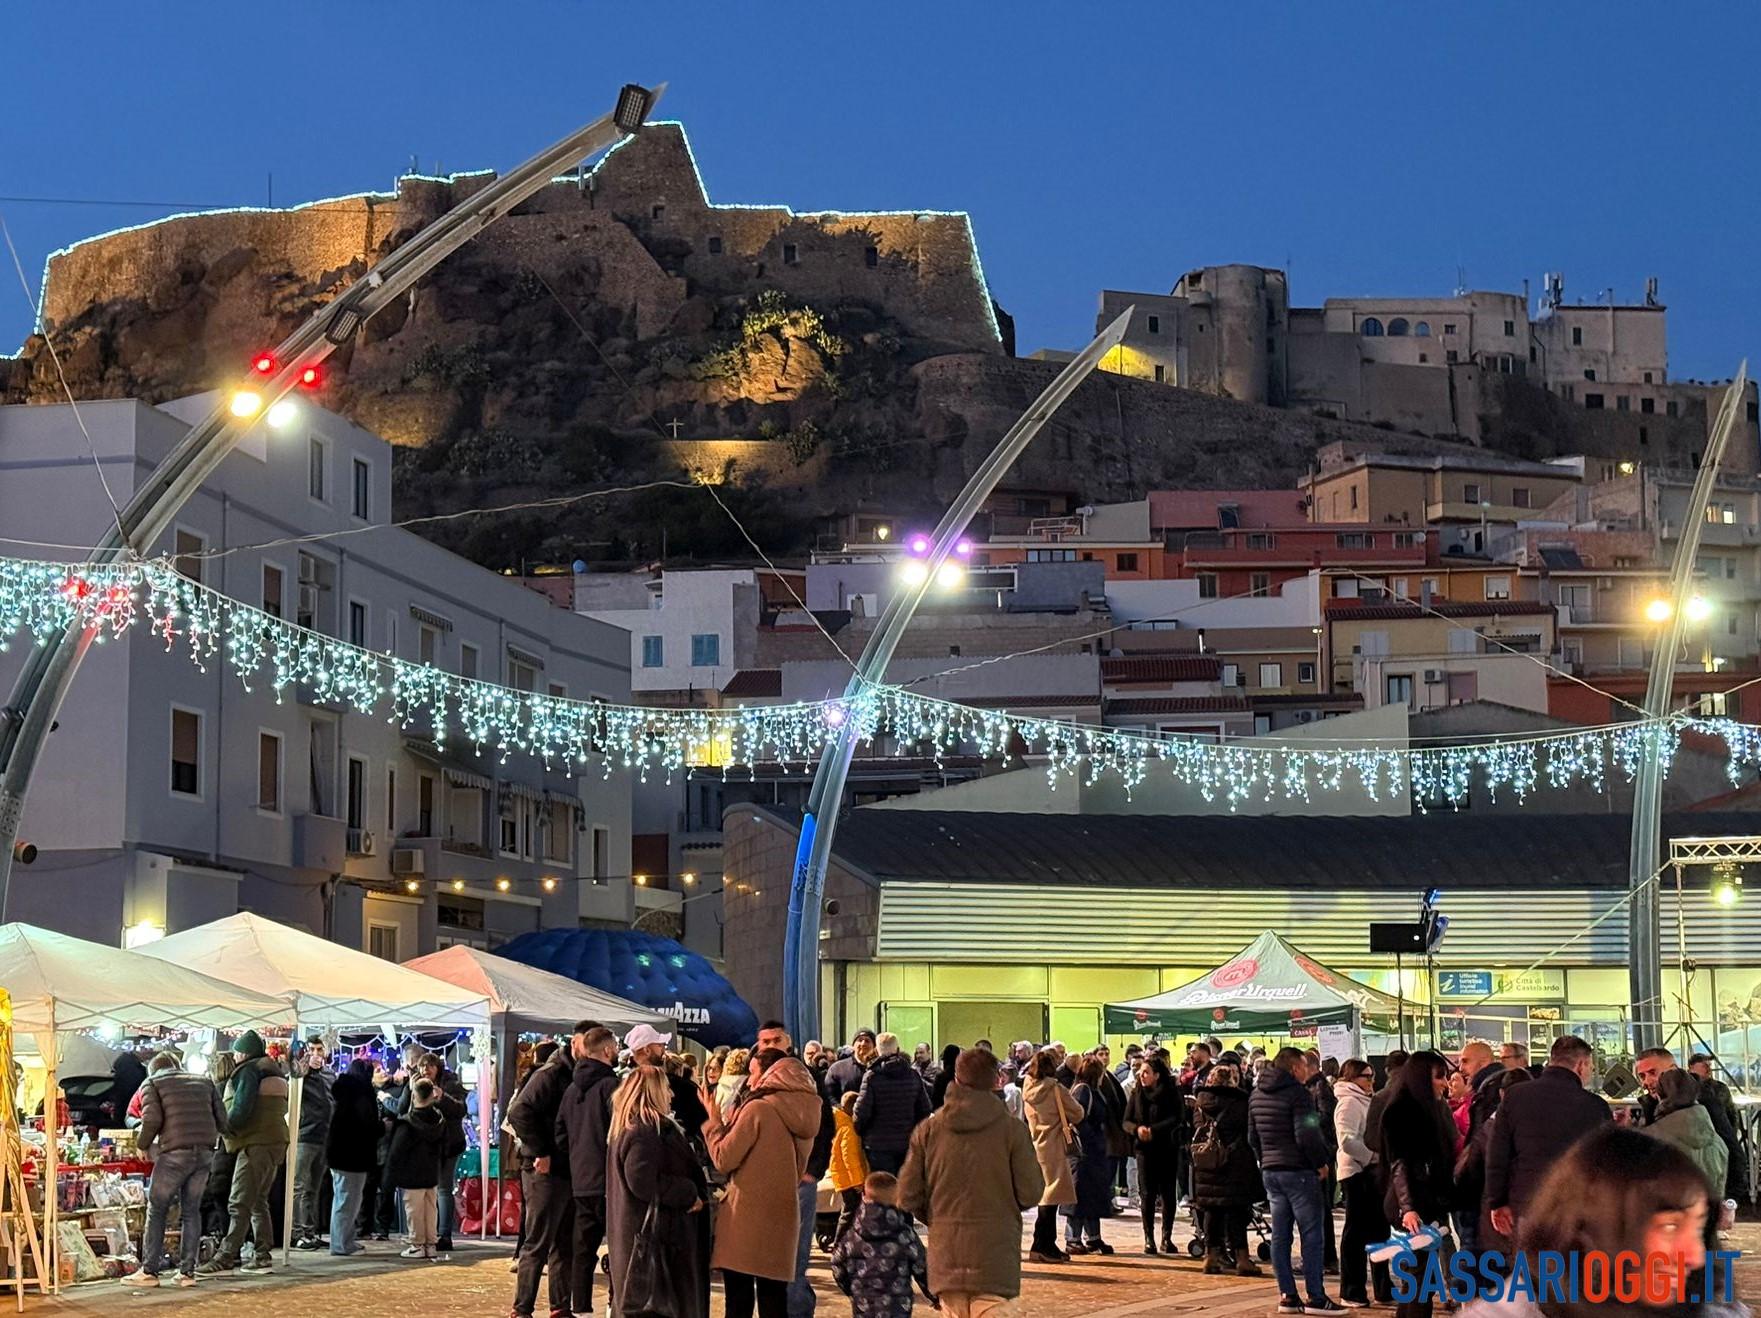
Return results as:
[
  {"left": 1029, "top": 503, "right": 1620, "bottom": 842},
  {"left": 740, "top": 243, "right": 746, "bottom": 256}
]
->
[{"left": 232, "top": 1030, "right": 265, "bottom": 1059}]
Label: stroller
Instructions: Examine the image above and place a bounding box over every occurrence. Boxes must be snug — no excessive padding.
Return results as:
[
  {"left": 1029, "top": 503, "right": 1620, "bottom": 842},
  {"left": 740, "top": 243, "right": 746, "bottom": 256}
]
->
[{"left": 1185, "top": 1200, "right": 1274, "bottom": 1263}]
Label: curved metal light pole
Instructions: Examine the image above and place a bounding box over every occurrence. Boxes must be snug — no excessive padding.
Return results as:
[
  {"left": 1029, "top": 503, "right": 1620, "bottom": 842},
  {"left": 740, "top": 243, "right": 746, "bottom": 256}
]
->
[
  {"left": 1628, "top": 363, "right": 1748, "bottom": 1051},
  {"left": 0, "top": 84, "right": 665, "bottom": 912},
  {"left": 782, "top": 308, "right": 1133, "bottom": 1043}
]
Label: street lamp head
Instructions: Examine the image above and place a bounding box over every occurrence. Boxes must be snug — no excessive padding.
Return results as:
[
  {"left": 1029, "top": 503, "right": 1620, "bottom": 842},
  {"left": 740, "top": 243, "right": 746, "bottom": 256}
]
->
[
  {"left": 954, "top": 539, "right": 973, "bottom": 558},
  {"left": 1643, "top": 597, "right": 1673, "bottom": 624},
  {"left": 1685, "top": 595, "right": 1713, "bottom": 624},
  {"left": 614, "top": 84, "right": 656, "bottom": 134},
  {"left": 266, "top": 400, "right": 299, "bottom": 430},
  {"left": 228, "top": 390, "right": 263, "bottom": 419},
  {"left": 907, "top": 534, "right": 932, "bottom": 557},
  {"left": 898, "top": 558, "right": 929, "bottom": 587},
  {"left": 935, "top": 560, "right": 966, "bottom": 590}
]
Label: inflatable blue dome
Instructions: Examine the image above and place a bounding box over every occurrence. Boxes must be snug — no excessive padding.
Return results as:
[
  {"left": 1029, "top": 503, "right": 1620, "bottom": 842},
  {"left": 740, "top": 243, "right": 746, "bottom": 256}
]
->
[{"left": 497, "top": 928, "right": 759, "bottom": 1050}]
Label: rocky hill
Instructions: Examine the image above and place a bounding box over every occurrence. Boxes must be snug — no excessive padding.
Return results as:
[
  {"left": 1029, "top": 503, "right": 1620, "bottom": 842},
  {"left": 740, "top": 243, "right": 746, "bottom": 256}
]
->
[{"left": 2, "top": 123, "right": 1538, "bottom": 568}]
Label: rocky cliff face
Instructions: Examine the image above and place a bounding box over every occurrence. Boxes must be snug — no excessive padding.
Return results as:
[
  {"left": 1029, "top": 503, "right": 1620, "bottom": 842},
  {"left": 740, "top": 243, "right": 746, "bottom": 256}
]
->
[{"left": 1, "top": 123, "right": 1492, "bottom": 568}]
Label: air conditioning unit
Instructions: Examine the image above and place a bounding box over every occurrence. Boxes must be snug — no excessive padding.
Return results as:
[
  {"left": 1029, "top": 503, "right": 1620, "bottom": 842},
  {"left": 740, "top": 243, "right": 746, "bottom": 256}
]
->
[
  {"left": 1423, "top": 669, "right": 1445, "bottom": 683},
  {"left": 347, "top": 828, "right": 376, "bottom": 856},
  {"left": 391, "top": 848, "right": 424, "bottom": 875},
  {"left": 298, "top": 582, "right": 320, "bottom": 619},
  {"left": 298, "top": 556, "right": 321, "bottom": 583}
]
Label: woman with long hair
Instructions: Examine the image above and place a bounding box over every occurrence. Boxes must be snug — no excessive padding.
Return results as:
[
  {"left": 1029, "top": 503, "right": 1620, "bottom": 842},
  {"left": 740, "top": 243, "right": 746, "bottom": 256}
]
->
[
  {"left": 606, "top": 1065, "right": 710, "bottom": 1318},
  {"left": 1022, "top": 1049, "right": 1084, "bottom": 1264},
  {"left": 1380, "top": 1050, "right": 1456, "bottom": 1318},
  {"left": 1462, "top": 1125, "right": 1733, "bottom": 1318},
  {"left": 1190, "top": 1062, "right": 1263, "bottom": 1276},
  {"left": 1064, "top": 1054, "right": 1116, "bottom": 1256},
  {"left": 1125, "top": 1053, "right": 1182, "bottom": 1254}
]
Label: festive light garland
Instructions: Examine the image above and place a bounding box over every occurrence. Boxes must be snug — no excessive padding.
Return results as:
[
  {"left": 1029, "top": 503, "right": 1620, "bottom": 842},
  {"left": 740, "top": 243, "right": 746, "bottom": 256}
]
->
[{"left": 3, "top": 553, "right": 1760, "bottom": 810}]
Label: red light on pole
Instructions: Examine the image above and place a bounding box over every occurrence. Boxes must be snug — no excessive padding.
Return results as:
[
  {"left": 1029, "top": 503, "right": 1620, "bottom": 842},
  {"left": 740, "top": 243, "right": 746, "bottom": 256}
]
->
[
  {"left": 298, "top": 364, "right": 323, "bottom": 389},
  {"left": 251, "top": 353, "right": 276, "bottom": 375}
]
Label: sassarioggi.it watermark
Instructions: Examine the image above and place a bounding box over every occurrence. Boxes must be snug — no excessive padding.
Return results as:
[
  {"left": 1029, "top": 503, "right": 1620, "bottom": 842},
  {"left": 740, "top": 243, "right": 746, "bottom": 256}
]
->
[{"left": 1390, "top": 1249, "right": 1740, "bottom": 1305}]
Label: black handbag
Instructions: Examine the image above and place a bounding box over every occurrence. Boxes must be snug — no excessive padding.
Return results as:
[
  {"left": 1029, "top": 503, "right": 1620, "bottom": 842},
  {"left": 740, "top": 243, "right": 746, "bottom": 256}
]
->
[{"left": 620, "top": 1202, "right": 689, "bottom": 1318}]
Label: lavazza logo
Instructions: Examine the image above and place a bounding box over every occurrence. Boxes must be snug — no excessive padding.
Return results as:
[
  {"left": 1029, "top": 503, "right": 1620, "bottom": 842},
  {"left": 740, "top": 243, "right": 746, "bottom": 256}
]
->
[{"left": 670, "top": 1002, "right": 711, "bottom": 1025}]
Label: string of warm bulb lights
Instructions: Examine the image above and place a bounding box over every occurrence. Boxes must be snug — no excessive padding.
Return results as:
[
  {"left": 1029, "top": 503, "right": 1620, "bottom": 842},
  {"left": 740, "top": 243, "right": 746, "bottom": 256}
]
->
[{"left": 4, "top": 552, "right": 1761, "bottom": 811}]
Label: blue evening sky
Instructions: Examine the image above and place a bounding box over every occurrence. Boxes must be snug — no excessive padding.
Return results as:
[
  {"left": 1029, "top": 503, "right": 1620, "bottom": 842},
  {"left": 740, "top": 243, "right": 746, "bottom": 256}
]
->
[{"left": 3, "top": 3, "right": 1756, "bottom": 378}]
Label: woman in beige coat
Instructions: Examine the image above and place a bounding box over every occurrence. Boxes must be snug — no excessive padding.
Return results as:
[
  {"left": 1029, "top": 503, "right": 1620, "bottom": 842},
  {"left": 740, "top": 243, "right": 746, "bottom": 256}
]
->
[
  {"left": 1022, "top": 1049, "right": 1085, "bottom": 1263},
  {"left": 701, "top": 1049, "right": 823, "bottom": 1318}
]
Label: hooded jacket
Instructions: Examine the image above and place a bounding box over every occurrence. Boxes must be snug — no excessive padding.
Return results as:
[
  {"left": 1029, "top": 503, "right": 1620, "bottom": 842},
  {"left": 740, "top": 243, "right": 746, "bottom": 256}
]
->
[
  {"left": 1248, "top": 1065, "right": 1330, "bottom": 1172},
  {"left": 707, "top": 1056, "right": 824, "bottom": 1281},
  {"left": 854, "top": 1052, "right": 931, "bottom": 1157},
  {"left": 386, "top": 1102, "right": 445, "bottom": 1190},
  {"left": 898, "top": 1083, "right": 1044, "bottom": 1301},
  {"left": 831, "top": 1200, "right": 930, "bottom": 1318},
  {"left": 829, "top": 1106, "right": 870, "bottom": 1193},
  {"left": 555, "top": 1056, "right": 620, "bottom": 1196},
  {"left": 1649, "top": 1102, "right": 1729, "bottom": 1194},
  {"left": 222, "top": 1050, "right": 289, "bottom": 1152}
]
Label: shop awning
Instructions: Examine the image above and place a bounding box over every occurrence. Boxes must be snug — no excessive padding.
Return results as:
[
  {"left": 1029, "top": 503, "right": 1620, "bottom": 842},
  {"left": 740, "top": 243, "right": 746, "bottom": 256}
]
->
[
  {"left": 138, "top": 912, "right": 489, "bottom": 1030},
  {"left": 496, "top": 928, "right": 758, "bottom": 1050},
  {"left": 404, "top": 738, "right": 495, "bottom": 791},
  {"left": 1103, "top": 930, "right": 1403, "bottom": 1035}
]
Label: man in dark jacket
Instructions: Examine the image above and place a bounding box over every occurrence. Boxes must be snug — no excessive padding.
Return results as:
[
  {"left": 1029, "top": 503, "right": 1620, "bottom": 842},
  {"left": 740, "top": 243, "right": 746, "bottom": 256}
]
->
[
  {"left": 555, "top": 1026, "right": 620, "bottom": 1315},
  {"left": 1486, "top": 1034, "right": 1610, "bottom": 1239},
  {"left": 1452, "top": 1041, "right": 1503, "bottom": 1252},
  {"left": 1689, "top": 1053, "right": 1745, "bottom": 1198},
  {"left": 1363, "top": 1050, "right": 1408, "bottom": 1161},
  {"left": 290, "top": 1040, "right": 335, "bottom": 1250},
  {"left": 325, "top": 1058, "right": 380, "bottom": 1257},
  {"left": 125, "top": 1053, "right": 227, "bottom": 1285},
  {"left": 856, "top": 1033, "right": 931, "bottom": 1177},
  {"left": 1248, "top": 1047, "right": 1341, "bottom": 1314},
  {"left": 824, "top": 1029, "right": 879, "bottom": 1102},
  {"left": 509, "top": 1020, "right": 593, "bottom": 1318}
]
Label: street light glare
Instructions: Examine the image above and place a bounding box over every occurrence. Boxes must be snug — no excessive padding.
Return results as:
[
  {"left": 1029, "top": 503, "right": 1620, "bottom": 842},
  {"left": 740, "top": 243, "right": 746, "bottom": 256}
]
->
[
  {"left": 935, "top": 560, "right": 966, "bottom": 590},
  {"left": 265, "top": 399, "right": 298, "bottom": 430},
  {"left": 1685, "top": 595, "right": 1713, "bottom": 623},
  {"left": 1643, "top": 598, "right": 1673, "bottom": 624},
  {"left": 229, "top": 390, "right": 263, "bottom": 418},
  {"left": 899, "top": 558, "right": 930, "bottom": 587}
]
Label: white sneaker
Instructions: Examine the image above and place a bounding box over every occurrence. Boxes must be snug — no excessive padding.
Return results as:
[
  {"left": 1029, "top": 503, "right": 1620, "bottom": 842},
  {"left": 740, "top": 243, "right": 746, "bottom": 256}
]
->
[
  {"left": 176, "top": 1274, "right": 198, "bottom": 1288},
  {"left": 399, "top": 1246, "right": 427, "bottom": 1259},
  {"left": 119, "top": 1270, "right": 158, "bottom": 1287}
]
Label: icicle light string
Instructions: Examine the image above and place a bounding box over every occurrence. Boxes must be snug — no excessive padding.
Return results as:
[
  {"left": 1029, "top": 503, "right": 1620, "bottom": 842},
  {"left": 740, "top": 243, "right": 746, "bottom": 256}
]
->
[{"left": 4, "top": 553, "right": 1760, "bottom": 809}]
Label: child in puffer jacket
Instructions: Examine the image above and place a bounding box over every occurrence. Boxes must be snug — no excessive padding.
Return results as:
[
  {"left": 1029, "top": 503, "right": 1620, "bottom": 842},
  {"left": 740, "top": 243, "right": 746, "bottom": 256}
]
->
[{"left": 831, "top": 1171, "right": 934, "bottom": 1317}]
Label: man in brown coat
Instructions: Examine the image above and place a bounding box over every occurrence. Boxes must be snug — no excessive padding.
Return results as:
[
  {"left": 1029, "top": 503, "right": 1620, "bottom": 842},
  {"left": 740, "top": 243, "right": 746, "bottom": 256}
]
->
[{"left": 900, "top": 1048, "right": 1046, "bottom": 1318}]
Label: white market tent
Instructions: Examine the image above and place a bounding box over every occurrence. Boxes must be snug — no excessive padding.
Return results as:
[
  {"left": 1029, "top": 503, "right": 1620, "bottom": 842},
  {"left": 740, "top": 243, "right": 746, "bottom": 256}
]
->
[
  {"left": 138, "top": 912, "right": 489, "bottom": 1029},
  {"left": 0, "top": 924, "right": 296, "bottom": 1296},
  {"left": 403, "top": 946, "right": 671, "bottom": 1035},
  {"left": 401, "top": 946, "right": 672, "bottom": 1240},
  {"left": 138, "top": 912, "right": 489, "bottom": 1263}
]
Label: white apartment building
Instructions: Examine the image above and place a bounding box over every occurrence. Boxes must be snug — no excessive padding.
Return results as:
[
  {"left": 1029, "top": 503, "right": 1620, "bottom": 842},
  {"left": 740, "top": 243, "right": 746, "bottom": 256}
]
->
[{"left": 0, "top": 395, "right": 659, "bottom": 956}]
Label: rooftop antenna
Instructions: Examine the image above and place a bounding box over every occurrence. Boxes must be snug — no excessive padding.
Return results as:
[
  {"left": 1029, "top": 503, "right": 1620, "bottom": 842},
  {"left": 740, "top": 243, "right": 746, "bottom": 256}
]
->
[
  {"left": 1454, "top": 264, "right": 1468, "bottom": 297},
  {"left": 1645, "top": 276, "right": 1660, "bottom": 306}
]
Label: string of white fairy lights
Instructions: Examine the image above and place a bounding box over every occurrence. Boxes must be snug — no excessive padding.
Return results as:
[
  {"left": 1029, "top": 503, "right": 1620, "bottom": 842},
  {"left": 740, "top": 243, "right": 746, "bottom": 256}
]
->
[{"left": 4, "top": 553, "right": 1761, "bottom": 810}]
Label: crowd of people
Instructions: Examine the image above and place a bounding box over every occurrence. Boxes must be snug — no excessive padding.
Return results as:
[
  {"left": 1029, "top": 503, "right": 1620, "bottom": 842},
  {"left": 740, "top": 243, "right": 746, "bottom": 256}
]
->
[{"left": 101, "top": 1019, "right": 1750, "bottom": 1318}]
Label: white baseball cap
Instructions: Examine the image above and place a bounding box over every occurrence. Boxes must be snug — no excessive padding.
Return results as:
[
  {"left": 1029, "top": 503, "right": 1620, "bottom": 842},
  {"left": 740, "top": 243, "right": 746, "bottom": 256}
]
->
[{"left": 625, "top": 1024, "right": 673, "bottom": 1052}]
